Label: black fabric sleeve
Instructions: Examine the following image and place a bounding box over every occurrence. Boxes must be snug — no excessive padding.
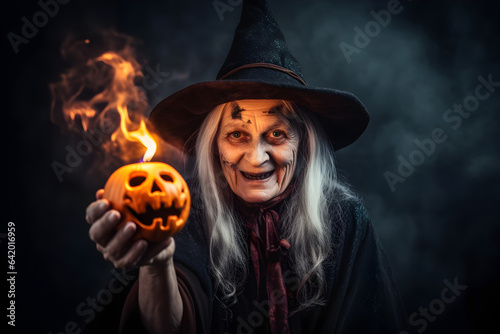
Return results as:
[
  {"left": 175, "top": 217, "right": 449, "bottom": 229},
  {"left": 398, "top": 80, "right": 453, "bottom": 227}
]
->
[
  {"left": 117, "top": 265, "right": 207, "bottom": 334},
  {"left": 81, "top": 265, "right": 206, "bottom": 334},
  {"left": 83, "top": 198, "right": 212, "bottom": 333},
  {"left": 170, "top": 202, "right": 213, "bottom": 333},
  {"left": 117, "top": 204, "right": 212, "bottom": 334}
]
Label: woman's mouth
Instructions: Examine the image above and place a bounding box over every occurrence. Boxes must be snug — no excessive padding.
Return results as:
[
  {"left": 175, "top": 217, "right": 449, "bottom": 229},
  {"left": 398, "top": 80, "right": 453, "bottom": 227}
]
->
[{"left": 240, "top": 170, "right": 275, "bottom": 180}]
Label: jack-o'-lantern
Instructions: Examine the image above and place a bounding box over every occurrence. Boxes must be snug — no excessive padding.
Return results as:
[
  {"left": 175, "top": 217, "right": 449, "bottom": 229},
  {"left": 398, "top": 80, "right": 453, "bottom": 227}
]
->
[{"left": 103, "top": 162, "right": 190, "bottom": 243}]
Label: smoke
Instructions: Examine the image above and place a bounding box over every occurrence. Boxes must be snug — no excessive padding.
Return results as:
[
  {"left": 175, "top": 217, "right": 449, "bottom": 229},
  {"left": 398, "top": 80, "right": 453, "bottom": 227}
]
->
[{"left": 49, "top": 30, "right": 187, "bottom": 176}]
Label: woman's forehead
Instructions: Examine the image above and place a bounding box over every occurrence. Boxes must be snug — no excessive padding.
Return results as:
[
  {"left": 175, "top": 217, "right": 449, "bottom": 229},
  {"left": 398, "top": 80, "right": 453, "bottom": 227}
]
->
[
  {"left": 222, "top": 99, "right": 288, "bottom": 122},
  {"left": 220, "top": 102, "right": 290, "bottom": 129},
  {"left": 228, "top": 99, "right": 284, "bottom": 113}
]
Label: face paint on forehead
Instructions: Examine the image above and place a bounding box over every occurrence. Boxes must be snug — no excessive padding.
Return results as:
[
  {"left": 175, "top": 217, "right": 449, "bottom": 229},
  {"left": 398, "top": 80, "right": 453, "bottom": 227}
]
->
[
  {"left": 260, "top": 104, "right": 296, "bottom": 125},
  {"left": 230, "top": 103, "right": 244, "bottom": 120},
  {"left": 223, "top": 101, "right": 297, "bottom": 132},
  {"left": 263, "top": 104, "right": 284, "bottom": 115}
]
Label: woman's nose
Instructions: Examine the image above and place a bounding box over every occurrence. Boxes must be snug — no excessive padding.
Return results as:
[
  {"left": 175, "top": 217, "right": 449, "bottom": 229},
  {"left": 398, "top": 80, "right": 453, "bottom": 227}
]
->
[{"left": 245, "top": 141, "right": 270, "bottom": 166}]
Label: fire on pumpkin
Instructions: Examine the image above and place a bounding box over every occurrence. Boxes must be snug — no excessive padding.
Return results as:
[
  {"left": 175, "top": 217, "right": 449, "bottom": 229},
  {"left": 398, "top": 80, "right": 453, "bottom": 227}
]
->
[{"left": 50, "top": 33, "right": 190, "bottom": 241}]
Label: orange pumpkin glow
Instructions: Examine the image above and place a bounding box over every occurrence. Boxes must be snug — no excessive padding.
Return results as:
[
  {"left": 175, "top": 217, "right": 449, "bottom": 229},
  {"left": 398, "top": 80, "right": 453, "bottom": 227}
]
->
[{"left": 103, "top": 162, "right": 190, "bottom": 243}]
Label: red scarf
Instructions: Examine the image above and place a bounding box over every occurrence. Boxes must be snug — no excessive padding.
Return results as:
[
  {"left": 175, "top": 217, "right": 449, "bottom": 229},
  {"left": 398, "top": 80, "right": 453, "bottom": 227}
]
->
[{"left": 235, "top": 186, "right": 294, "bottom": 334}]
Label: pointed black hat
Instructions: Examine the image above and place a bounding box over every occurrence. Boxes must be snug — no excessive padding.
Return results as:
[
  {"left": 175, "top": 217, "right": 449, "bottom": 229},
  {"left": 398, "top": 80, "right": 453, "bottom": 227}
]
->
[{"left": 149, "top": 0, "right": 369, "bottom": 153}]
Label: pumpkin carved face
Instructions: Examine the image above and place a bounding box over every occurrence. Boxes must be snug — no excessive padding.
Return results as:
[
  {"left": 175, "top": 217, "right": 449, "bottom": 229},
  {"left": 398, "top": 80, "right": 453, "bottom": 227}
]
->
[{"left": 103, "top": 162, "right": 190, "bottom": 243}]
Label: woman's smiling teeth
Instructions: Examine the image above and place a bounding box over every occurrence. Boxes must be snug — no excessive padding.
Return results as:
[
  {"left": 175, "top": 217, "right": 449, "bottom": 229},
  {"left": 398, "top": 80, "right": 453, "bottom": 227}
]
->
[{"left": 241, "top": 170, "right": 275, "bottom": 180}]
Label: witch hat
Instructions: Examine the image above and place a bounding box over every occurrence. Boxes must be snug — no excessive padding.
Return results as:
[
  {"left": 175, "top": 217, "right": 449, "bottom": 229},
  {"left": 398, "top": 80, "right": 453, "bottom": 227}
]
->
[{"left": 149, "top": 0, "right": 369, "bottom": 153}]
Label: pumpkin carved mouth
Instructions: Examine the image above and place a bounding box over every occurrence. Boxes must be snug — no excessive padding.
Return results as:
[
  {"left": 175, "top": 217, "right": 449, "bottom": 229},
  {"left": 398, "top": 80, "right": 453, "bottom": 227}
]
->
[{"left": 125, "top": 202, "right": 184, "bottom": 228}]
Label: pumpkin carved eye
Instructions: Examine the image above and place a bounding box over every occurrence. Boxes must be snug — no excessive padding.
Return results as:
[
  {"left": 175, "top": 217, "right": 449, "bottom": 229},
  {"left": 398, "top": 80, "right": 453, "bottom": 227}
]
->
[
  {"left": 129, "top": 175, "right": 147, "bottom": 187},
  {"left": 160, "top": 173, "right": 174, "bottom": 182}
]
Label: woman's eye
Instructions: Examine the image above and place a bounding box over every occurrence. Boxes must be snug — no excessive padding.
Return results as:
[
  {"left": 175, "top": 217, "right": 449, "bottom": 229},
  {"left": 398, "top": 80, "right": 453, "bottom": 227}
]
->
[
  {"left": 269, "top": 130, "right": 286, "bottom": 139},
  {"left": 266, "top": 130, "right": 287, "bottom": 144},
  {"left": 227, "top": 131, "right": 246, "bottom": 141}
]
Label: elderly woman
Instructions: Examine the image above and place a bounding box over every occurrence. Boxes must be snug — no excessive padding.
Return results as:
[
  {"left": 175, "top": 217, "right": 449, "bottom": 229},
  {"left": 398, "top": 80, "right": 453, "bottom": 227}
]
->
[{"left": 85, "top": 1, "right": 409, "bottom": 333}]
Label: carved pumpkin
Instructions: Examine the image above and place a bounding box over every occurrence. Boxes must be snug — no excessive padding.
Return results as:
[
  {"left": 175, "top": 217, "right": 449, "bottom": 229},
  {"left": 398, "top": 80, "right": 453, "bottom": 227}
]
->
[{"left": 103, "top": 162, "right": 190, "bottom": 243}]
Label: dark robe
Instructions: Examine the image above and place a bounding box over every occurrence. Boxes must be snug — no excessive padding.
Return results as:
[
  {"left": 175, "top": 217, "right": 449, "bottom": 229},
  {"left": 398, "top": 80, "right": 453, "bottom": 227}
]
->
[{"left": 83, "top": 195, "right": 410, "bottom": 333}]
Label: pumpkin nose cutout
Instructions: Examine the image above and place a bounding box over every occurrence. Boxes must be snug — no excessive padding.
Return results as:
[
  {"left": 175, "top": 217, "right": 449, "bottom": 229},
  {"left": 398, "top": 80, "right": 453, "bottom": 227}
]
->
[{"left": 151, "top": 180, "right": 162, "bottom": 193}]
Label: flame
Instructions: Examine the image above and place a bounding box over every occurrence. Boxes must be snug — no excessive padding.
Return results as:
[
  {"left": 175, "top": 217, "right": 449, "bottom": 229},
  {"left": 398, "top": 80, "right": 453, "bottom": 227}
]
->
[
  {"left": 51, "top": 32, "right": 188, "bottom": 173},
  {"left": 53, "top": 42, "right": 157, "bottom": 163},
  {"left": 95, "top": 51, "right": 157, "bottom": 162}
]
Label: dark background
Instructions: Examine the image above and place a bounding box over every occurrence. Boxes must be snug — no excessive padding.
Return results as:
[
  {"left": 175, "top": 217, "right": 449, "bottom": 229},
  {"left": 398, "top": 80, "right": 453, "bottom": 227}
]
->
[{"left": 3, "top": 0, "right": 500, "bottom": 333}]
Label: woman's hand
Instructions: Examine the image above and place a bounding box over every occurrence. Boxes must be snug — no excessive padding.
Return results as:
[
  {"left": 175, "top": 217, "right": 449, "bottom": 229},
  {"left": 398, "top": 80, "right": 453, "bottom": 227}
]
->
[
  {"left": 86, "top": 189, "right": 183, "bottom": 333},
  {"left": 85, "top": 189, "right": 174, "bottom": 269}
]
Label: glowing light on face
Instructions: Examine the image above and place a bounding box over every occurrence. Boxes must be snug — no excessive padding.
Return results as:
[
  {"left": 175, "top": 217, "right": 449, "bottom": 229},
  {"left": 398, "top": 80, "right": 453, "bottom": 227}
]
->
[{"left": 216, "top": 99, "right": 299, "bottom": 203}]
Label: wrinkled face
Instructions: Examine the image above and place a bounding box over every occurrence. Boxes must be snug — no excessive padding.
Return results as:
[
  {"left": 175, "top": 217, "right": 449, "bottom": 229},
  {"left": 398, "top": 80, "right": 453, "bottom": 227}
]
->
[{"left": 216, "top": 99, "right": 299, "bottom": 203}]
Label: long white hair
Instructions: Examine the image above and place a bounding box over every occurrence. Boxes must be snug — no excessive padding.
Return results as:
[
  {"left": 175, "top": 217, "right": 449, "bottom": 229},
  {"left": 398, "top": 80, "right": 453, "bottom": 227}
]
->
[{"left": 194, "top": 100, "right": 356, "bottom": 311}]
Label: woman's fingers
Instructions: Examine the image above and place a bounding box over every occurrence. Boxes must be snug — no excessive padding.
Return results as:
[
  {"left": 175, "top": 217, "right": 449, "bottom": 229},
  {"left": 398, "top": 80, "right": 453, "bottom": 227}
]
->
[
  {"left": 113, "top": 239, "right": 148, "bottom": 269},
  {"left": 94, "top": 222, "right": 148, "bottom": 268},
  {"left": 86, "top": 189, "right": 176, "bottom": 269},
  {"left": 86, "top": 191, "right": 175, "bottom": 269},
  {"left": 101, "top": 222, "right": 137, "bottom": 260},
  {"left": 96, "top": 236, "right": 148, "bottom": 269},
  {"left": 88, "top": 209, "right": 121, "bottom": 246},
  {"left": 85, "top": 199, "right": 109, "bottom": 224},
  {"left": 96, "top": 229, "right": 175, "bottom": 268}
]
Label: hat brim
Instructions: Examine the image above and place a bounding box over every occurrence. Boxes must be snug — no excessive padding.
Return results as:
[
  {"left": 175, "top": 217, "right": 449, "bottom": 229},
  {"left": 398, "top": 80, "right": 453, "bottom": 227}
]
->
[{"left": 149, "top": 76, "right": 369, "bottom": 154}]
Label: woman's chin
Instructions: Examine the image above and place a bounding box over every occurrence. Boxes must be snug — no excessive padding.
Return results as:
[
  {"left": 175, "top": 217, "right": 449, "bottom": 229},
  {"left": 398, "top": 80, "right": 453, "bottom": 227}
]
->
[
  {"left": 231, "top": 172, "right": 290, "bottom": 203},
  {"left": 237, "top": 191, "right": 274, "bottom": 204}
]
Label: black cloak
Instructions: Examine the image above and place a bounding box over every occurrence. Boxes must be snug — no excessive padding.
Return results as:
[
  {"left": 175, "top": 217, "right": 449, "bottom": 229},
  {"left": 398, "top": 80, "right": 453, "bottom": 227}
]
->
[{"left": 83, "top": 193, "right": 410, "bottom": 333}]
